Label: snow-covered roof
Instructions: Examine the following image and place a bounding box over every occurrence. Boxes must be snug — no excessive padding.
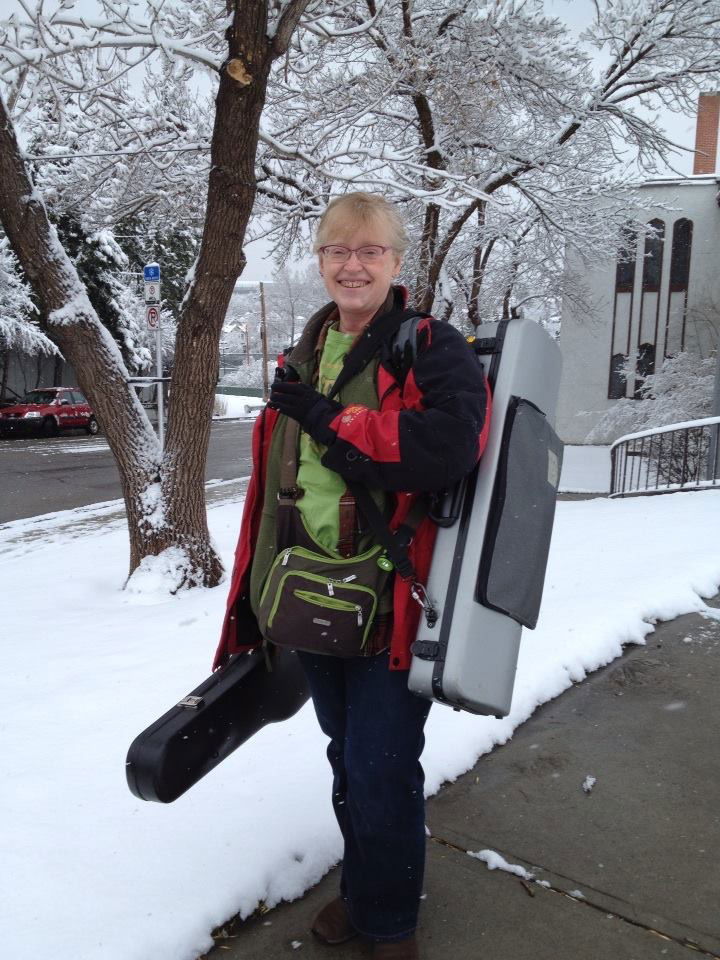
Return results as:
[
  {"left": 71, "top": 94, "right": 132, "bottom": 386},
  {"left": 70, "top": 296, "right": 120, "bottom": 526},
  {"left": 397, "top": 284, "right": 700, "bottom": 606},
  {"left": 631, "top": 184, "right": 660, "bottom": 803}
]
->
[{"left": 637, "top": 174, "right": 720, "bottom": 188}]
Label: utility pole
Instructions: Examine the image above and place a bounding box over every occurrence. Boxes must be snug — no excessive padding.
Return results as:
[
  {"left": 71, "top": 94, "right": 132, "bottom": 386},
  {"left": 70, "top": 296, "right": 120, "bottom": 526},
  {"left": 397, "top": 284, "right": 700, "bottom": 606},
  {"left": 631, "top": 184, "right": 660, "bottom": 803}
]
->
[
  {"left": 232, "top": 279, "right": 273, "bottom": 397},
  {"left": 708, "top": 344, "right": 720, "bottom": 480},
  {"left": 259, "top": 281, "right": 269, "bottom": 401}
]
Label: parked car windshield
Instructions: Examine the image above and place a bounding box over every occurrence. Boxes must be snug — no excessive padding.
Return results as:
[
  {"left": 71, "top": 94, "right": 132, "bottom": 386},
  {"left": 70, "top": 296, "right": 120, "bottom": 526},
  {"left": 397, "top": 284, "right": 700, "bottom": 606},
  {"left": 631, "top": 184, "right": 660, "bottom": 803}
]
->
[{"left": 22, "top": 391, "right": 61, "bottom": 405}]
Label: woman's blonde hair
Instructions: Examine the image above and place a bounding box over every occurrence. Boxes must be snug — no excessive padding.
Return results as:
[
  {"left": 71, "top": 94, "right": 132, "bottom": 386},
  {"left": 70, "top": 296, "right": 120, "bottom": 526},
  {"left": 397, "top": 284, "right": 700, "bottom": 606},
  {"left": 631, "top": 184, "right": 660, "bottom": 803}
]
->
[{"left": 314, "top": 192, "right": 408, "bottom": 255}]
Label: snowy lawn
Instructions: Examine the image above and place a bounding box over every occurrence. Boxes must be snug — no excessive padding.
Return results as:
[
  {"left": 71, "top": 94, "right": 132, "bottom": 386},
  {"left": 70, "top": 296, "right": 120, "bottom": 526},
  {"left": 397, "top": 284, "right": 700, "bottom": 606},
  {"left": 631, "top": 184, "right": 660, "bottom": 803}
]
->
[
  {"left": 2, "top": 489, "right": 720, "bottom": 960},
  {"left": 558, "top": 444, "right": 610, "bottom": 493}
]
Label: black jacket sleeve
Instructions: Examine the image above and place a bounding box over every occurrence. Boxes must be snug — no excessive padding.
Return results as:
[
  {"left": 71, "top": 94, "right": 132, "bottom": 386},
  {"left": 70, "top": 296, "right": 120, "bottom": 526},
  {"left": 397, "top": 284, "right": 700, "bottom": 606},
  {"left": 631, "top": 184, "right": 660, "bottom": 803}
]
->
[{"left": 320, "top": 319, "right": 488, "bottom": 492}]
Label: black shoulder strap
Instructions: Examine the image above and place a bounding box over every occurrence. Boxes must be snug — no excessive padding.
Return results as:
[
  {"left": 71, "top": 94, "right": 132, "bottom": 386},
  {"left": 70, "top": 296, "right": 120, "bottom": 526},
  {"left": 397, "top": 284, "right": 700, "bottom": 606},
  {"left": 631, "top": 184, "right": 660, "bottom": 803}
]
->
[
  {"left": 470, "top": 317, "right": 509, "bottom": 391},
  {"left": 347, "top": 481, "right": 428, "bottom": 581},
  {"left": 327, "top": 306, "right": 428, "bottom": 402},
  {"left": 388, "top": 313, "right": 424, "bottom": 388}
]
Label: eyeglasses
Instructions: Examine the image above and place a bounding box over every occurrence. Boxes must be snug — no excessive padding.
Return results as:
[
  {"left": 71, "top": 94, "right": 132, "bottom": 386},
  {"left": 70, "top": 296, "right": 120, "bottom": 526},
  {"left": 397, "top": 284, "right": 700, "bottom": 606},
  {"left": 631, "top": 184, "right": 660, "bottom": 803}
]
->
[{"left": 318, "top": 244, "right": 393, "bottom": 264}]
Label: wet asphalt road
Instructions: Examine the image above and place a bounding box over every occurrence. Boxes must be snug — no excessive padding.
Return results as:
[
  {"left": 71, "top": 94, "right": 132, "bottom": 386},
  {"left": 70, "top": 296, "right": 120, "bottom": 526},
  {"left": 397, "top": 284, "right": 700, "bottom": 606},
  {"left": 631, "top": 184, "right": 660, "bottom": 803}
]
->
[{"left": 0, "top": 418, "right": 255, "bottom": 524}]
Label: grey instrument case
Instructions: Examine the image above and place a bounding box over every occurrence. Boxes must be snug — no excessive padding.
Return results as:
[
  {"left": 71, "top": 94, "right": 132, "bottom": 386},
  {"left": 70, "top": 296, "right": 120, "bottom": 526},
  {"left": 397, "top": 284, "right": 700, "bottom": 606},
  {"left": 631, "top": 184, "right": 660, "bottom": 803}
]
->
[{"left": 408, "top": 316, "right": 563, "bottom": 717}]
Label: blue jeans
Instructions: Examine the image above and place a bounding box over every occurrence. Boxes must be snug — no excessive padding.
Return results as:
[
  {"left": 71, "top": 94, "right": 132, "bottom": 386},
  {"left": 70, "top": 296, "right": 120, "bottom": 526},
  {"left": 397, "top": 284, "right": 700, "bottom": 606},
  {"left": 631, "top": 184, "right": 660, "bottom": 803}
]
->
[{"left": 297, "top": 650, "right": 432, "bottom": 942}]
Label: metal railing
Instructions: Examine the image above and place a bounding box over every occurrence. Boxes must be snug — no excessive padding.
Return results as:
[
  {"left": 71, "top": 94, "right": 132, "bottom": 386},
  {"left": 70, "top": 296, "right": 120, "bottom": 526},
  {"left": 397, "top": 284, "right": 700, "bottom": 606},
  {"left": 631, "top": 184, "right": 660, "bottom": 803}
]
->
[{"left": 610, "top": 416, "right": 720, "bottom": 497}]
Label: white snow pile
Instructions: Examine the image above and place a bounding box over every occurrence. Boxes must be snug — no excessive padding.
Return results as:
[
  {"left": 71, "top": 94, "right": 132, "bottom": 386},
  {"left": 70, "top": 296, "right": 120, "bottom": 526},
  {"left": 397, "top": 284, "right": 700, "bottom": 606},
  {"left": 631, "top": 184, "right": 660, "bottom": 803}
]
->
[
  {"left": 467, "top": 848, "right": 534, "bottom": 881},
  {"left": 2, "top": 489, "right": 719, "bottom": 960},
  {"left": 558, "top": 445, "right": 610, "bottom": 493},
  {"left": 125, "top": 545, "right": 200, "bottom": 597},
  {"left": 213, "top": 393, "right": 264, "bottom": 419},
  {"left": 582, "top": 775, "right": 597, "bottom": 794}
]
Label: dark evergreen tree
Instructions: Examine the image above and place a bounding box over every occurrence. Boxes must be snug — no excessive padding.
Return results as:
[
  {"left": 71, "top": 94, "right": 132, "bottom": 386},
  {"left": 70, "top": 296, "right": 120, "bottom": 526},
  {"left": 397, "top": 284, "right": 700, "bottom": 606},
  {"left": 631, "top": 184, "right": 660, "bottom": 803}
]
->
[
  {"left": 53, "top": 213, "right": 150, "bottom": 373},
  {"left": 115, "top": 215, "right": 200, "bottom": 320}
]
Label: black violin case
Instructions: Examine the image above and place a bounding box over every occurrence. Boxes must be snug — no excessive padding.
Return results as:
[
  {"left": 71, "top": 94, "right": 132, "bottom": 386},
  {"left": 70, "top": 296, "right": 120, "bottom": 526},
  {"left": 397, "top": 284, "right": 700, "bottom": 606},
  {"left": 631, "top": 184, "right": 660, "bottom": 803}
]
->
[{"left": 126, "top": 646, "right": 309, "bottom": 803}]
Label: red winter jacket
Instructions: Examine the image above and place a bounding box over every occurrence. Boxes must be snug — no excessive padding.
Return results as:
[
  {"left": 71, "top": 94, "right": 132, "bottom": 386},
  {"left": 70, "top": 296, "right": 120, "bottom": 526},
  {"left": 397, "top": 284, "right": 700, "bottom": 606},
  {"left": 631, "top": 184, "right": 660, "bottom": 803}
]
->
[{"left": 212, "top": 304, "right": 490, "bottom": 672}]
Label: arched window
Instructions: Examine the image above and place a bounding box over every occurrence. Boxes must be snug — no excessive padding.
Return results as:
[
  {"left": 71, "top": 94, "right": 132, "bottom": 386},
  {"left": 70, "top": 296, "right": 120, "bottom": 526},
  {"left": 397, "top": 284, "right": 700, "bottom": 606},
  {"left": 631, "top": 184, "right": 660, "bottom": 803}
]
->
[
  {"left": 663, "top": 218, "right": 693, "bottom": 357},
  {"left": 608, "top": 226, "right": 637, "bottom": 399},
  {"left": 634, "top": 218, "right": 665, "bottom": 397}
]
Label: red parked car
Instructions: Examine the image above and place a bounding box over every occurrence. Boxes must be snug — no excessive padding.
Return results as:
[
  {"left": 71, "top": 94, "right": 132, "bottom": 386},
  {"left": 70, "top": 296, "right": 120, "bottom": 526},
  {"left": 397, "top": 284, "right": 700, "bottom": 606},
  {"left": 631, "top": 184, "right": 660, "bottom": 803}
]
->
[{"left": 0, "top": 387, "right": 98, "bottom": 437}]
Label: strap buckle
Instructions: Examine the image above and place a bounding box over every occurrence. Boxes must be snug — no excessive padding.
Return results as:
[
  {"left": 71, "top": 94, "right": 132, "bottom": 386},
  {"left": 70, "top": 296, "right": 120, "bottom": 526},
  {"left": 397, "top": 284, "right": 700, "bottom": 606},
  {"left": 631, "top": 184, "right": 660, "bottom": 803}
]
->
[
  {"left": 410, "top": 581, "right": 438, "bottom": 629},
  {"left": 277, "top": 485, "right": 303, "bottom": 501},
  {"left": 410, "top": 640, "right": 442, "bottom": 661},
  {"left": 177, "top": 695, "right": 204, "bottom": 709}
]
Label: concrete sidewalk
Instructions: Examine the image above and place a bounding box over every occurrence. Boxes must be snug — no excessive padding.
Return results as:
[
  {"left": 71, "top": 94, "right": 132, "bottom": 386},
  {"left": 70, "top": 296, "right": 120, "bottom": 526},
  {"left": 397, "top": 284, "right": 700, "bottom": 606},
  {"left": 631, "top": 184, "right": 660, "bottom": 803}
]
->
[{"left": 203, "top": 598, "right": 720, "bottom": 960}]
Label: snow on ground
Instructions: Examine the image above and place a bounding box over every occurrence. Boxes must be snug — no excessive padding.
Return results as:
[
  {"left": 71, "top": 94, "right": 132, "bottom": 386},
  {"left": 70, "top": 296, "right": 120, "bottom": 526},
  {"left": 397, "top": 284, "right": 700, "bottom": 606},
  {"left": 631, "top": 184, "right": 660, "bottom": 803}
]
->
[
  {"left": 558, "top": 444, "right": 610, "bottom": 493},
  {"left": 2, "top": 488, "right": 720, "bottom": 960},
  {"left": 213, "top": 393, "right": 264, "bottom": 419},
  {"left": 467, "top": 849, "right": 534, "bottom": 881},
  {"left": 0, "top": 436, "right": 110, "bottom": 455}
]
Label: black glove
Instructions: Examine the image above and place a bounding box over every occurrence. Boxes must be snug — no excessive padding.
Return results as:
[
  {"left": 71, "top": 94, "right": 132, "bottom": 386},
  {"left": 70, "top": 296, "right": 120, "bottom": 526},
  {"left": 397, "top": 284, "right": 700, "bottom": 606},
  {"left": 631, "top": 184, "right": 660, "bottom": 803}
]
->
[{"left": 268, "top": 380, "right": 343, "bottom": 445}]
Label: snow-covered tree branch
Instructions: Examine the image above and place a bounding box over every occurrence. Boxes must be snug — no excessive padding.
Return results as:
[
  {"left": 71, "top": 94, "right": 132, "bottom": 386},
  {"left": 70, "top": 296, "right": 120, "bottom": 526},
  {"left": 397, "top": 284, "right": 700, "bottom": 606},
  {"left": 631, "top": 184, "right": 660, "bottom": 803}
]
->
[
  {"left": 0, "top": 0, "right": 315, "bottom": 587},
  {"left": 588, "top": 351, "right": 717, "bottom": 443},
  {"left": 254, "top": 0, "right": 720, "bottom": 314},
  {"left": 0, "top": 241, "right": 55, "bottom": 356}
]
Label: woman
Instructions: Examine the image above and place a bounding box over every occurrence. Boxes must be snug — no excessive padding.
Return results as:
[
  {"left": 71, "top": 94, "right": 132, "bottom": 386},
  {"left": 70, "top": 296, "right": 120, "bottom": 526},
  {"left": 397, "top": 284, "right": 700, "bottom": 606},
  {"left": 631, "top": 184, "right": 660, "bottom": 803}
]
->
[{"left": 213, "top": 193, "right": 489, "bottom": 959}]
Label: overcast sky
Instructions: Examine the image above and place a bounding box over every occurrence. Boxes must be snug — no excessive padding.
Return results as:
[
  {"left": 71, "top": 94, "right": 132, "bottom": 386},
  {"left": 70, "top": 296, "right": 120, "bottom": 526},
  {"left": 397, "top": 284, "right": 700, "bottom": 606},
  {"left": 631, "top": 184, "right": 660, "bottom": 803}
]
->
[
  {"left": 7, "top": 0, "right": 706, "bottom": 279},
  {"left": 244, "top": 0, "right": 702, "bottom": 277},
  {"left": 544, "top": 0, "right": 697, "bottom": 165}
]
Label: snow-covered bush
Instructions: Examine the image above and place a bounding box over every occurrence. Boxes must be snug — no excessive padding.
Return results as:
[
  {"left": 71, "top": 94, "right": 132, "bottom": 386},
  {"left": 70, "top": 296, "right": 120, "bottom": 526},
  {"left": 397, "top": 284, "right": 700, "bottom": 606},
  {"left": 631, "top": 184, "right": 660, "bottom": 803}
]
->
[
  {"left": 588, "top": 352, "right": 716, "bottom": 444},
  {"left": 219, "top": 358, "right": 274, "bottom": 389},
  {"left": 0, "top": 243, "right": 56, "bottom": 356}
]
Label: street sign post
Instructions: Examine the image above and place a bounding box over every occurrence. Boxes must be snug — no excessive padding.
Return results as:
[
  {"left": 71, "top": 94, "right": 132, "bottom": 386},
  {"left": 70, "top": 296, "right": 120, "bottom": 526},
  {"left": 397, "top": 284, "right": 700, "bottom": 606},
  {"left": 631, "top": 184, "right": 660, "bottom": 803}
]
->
[
  {"left": 259, "top": 281, "right": 269, "bottom": 401},
  {"left": 144, "top": 281, "right": 161, "bottom": 303},
  {"left": 143, "top": 263, "right": 164, "bottom": 449}
]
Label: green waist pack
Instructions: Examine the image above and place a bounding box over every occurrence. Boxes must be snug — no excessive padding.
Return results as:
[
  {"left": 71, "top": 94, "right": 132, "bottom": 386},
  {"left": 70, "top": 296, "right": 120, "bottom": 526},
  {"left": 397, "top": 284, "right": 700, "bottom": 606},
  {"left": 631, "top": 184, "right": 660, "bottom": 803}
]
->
[{"left": 257, "top": 542, "right": 393, "bottom": 658}]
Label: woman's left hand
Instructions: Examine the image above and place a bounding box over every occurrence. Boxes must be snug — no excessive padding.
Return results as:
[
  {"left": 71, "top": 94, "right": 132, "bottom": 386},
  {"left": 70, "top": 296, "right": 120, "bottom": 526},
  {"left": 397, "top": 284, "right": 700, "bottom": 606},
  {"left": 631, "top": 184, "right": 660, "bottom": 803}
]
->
[{"left": 268, "top": 380, "right": 342, "bottom": 444}]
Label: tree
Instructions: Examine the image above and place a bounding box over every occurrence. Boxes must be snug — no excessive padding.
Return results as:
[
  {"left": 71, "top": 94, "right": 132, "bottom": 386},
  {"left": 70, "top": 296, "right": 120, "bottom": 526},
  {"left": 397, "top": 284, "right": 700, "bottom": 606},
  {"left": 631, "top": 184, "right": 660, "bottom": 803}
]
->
[
  {"left": 3, "top": 0, "right": 720, "bottom": 588},
  {"left": 0, "top": 240, "right": 57, "bottom": 399},
  {"left": 254, "top": 0, "right": 720, "bottom": 318},
  {"left": 52, "top": 215, "right": 152, "bottom": 374},
  {"left": 113, "top": 216, "right": 201, "bottom": 321},
  {"left": 267, "top": 264, "right": 326, "bottom": 346},
  {"left": 587, "top": 351, "right": 717, "bottom": 444},
  {"left": 0, "top": 0, "right": 313, "bottom": 587}
]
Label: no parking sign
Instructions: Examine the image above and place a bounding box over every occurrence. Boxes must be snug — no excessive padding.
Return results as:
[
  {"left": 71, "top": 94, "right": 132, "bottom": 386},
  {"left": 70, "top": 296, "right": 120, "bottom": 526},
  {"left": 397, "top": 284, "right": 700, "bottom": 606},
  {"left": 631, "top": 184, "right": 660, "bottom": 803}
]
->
[{"left": 146, "top": 305, "right": 160, "bottom": 329}]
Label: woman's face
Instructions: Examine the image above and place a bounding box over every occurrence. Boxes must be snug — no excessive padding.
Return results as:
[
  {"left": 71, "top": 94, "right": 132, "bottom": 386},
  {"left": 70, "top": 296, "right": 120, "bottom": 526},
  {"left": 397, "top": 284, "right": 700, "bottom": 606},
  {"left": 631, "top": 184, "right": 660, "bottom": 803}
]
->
[{"left": 318, "top": 222, "right": 402, "bottom": 323}]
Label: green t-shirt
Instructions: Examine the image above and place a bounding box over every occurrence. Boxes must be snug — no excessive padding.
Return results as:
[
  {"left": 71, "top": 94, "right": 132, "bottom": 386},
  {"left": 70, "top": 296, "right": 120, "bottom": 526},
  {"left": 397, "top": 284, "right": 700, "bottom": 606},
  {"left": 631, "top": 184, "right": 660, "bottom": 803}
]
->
[{"left": 296, "top": 326, "right": 356, "bottom": 554}]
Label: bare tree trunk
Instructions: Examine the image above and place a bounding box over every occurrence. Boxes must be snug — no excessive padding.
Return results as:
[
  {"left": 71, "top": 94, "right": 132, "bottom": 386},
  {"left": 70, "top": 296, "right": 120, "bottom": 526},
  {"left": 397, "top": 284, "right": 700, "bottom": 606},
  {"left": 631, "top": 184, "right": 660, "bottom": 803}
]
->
[
  {"left": 0, "top": 92, "right": 169, "bottom": 575},
  {"left": 414, "top": 202, "right": 440, "bottom": 310},
  {"left": 502, "top": 285, "right": 513, "bottom": 320},
  {"left": 159, "top": 0, "right": 308, "bottom": 585},
  {"left": 53, "top": 352, "right": 64, "bottom": 387},
  {"left": 0, "top": 350, "right": 9, "bottom": 400},
  {"left": 437, "top": 298, "right": 454, "bottom": 324},
  {"left": 0, "top": 0, "right": 310, "bottom": 588},
  {"left": 467, "top": 204, "right": 492, "bottom": 327}
]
